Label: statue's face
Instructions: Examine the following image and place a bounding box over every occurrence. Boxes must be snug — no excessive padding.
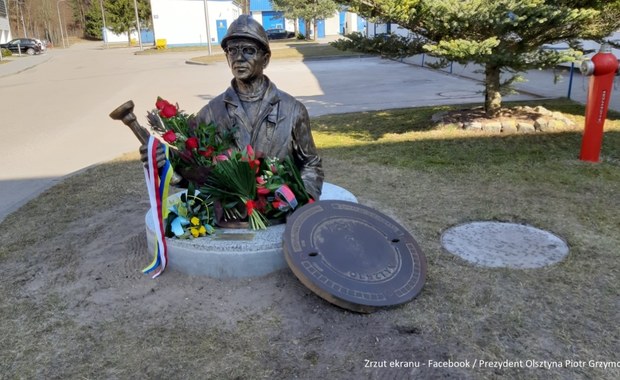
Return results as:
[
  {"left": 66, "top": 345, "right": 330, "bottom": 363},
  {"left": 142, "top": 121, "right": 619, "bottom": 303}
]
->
[{"left": 225, "top": 38, "right": 270, "bottom": 83}]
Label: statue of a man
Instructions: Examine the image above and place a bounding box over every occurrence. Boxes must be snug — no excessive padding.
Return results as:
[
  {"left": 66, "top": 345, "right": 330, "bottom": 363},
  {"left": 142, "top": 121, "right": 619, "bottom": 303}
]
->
[{"left": 143, "top": 15, "right": 324, "bottom": 200}]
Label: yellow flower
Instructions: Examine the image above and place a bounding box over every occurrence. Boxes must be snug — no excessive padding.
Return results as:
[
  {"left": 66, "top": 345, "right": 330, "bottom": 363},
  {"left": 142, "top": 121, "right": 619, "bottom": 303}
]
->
[
  {"left": 199, "top": 225, "right": 207, "bottom": 236},
  {"left": 190, "top": 217, "right": 200, "bottom": 226},
  {"left": 190, "top": 227, "right": 199, "bottom": 238}
]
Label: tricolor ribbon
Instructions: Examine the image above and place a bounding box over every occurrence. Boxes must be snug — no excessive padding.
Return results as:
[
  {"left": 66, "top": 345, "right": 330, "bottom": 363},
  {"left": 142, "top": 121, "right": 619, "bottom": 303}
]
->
[
  {"left": 275, "top": 184, "right": 298, "bottom": 210},
  {"left": 142, "top": 136, "right": 174, "bottom": 278}
]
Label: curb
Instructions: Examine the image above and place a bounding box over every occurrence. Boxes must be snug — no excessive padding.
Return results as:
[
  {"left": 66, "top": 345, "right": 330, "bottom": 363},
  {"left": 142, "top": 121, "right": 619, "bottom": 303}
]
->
[
  {"left": 0, "top": 54, "right": 52, "bottom": 78},
  {"left": 185, "top": 54, "right": 374, "bottom": 66}
]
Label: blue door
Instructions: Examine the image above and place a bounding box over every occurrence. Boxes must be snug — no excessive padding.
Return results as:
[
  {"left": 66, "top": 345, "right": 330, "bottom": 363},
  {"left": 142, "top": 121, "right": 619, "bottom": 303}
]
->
[
  {"left": 297, "top": 19, "right": 324, "bottom": 38},
  {"left": 216, "top": 20, "right": 228, "bottom": 44},
  {"left": 339, "top": 11, "right": 346, "bottom": 35},
  {"left": 317, "top": 19, "right": 325, "bottom": 38},
  {"left": 357, "top": 17, "right": 366, "bottom": 33},
  {"left": 141, "top": 29, "right": 155, "bottom": 44}
]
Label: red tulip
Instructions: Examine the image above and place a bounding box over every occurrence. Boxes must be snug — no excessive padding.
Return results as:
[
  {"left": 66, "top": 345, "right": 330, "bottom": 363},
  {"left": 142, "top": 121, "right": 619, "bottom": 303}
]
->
[
  {"left": 245, "top": 144, "right": 255, "bottom": 159},
  {"left": 185, "top": 137, "right": 199, "bottom": 150},
  {"left": 162, "top": 130, "right": 177, "bottom": 143},
  {"left": 249, "top": 159, "right": 261, "bottom": 173}
]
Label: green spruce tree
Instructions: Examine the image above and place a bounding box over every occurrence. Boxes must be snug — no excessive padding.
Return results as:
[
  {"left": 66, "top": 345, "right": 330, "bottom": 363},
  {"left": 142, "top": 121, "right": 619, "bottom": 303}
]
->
[
  {"left": 105, "top": 0, "right": 151, "bottom": 46},
  {"left": 84, "top": 1, "right": 105, "bottom": 40}
]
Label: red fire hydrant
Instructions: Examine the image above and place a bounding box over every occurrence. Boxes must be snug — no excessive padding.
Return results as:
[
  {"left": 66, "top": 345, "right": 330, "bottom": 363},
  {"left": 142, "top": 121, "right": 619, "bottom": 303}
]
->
[{"left": 579, "top": 43, "right": 619, "bottom": 162}]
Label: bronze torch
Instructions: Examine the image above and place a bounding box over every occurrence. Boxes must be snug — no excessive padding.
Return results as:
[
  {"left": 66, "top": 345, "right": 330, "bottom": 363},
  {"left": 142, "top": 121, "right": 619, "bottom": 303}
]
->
[{"left": 109, "top": 100, "right": 182, "bottom": 184}]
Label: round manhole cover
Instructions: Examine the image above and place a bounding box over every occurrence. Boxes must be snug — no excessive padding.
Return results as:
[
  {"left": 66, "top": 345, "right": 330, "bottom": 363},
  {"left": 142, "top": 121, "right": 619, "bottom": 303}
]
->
[
  {"left": 441, "top": 222, "right": 569, "bottom": 268},
  {"left": 284, "top": 200, "right": 427, "bottom": 313}
]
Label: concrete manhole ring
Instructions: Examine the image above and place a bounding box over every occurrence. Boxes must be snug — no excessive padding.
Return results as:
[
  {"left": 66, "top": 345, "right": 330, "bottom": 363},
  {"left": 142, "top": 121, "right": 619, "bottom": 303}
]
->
[{"left": 441, "top": 221, "right": 569, "bottom": 269}]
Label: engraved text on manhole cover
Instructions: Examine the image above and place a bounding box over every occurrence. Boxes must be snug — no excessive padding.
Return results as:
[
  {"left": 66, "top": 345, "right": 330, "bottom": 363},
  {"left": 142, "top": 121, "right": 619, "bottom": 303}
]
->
[{"left": 284, "top": 200, "right": 427, "bottom": 313}]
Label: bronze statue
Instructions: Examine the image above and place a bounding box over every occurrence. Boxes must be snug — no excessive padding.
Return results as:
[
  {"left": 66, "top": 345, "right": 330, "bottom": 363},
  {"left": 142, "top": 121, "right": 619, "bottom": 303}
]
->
[{"left": 141, "top": 15, "right": 324, "bottom": 200}]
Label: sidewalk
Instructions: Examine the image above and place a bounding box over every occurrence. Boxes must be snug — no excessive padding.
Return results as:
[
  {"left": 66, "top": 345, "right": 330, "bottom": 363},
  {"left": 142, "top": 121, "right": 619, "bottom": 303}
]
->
[
  {"left": 0, "top": 51, "right": 52, "bottom": 78},
  {"left": 401, "top": 54, "right": 620, "bottom": 112}
]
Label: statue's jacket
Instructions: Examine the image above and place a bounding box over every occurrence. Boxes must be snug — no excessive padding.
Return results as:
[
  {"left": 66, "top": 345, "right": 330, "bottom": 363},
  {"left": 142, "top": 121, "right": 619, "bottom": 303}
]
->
[{"left": 196, "top": 77, "right": 324, "bottom": 200}]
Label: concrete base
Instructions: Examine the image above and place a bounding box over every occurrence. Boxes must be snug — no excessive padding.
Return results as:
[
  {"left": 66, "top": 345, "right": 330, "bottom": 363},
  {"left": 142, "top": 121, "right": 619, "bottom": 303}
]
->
[
  {"left": 441, "top": 221, "right": 569, "bottom": 269},
  {"left": 145, "top": 182, "right": 357, "bottom": 278}
]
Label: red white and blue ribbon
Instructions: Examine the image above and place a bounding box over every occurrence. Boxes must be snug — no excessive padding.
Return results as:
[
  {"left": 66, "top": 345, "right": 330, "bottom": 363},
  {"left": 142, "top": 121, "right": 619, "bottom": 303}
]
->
[
  {"left": 275, "top": 184, "right": 298, "bottom": 210},
  {"left": 142, "top": 136, "right": 174, "bottom": 278}
]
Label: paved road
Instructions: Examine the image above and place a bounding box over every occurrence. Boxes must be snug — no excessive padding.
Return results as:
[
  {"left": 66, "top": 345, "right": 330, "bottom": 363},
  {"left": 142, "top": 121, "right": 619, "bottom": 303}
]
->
[
  {"left": 0, "top": 41, "right": 550, "bottom": 222},
  {"left": 401, "top": 54, "right": 620, "bottom": 113}
]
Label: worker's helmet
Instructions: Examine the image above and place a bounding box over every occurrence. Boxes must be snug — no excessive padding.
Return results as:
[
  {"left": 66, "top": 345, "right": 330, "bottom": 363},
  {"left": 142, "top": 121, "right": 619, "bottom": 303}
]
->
[{"left": 221, "top": 15, "right": 271, "bottom": 54}]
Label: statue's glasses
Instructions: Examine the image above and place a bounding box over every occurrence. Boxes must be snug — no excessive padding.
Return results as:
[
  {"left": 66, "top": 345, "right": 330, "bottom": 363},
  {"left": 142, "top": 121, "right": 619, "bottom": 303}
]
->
[{"left": 225, "top": 45, "right": 259, "bottom": 58}]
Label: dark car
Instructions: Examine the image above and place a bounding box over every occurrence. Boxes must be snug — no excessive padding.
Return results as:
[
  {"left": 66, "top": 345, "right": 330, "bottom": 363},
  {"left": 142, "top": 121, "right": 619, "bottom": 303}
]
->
[
  {"left": 266, "top": 28, "right": 294, "bottom": 40},
  {"left": 0, "top": 38, "right": 42, "bottom": 55}
]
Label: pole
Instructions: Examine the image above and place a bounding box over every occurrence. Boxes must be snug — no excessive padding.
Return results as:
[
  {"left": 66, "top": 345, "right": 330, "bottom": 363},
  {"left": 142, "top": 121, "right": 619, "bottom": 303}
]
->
[
  {"left": 203, "top": 0, "right": 212, "bottom": 55},
  {"left": 18, "top": 2, "right": 27, "bottom": 37},
  {"left": 567, "top": 62, "right": 574, "bottom": 99},
  {"left": 56, "top": 0, "right": 66, "bottom": 48},
  {"left": 100, "top": 0, "right": 108, "bottom": 48},
  {"left": 133, "top": 0, "right": 143, "bottom": 50}
]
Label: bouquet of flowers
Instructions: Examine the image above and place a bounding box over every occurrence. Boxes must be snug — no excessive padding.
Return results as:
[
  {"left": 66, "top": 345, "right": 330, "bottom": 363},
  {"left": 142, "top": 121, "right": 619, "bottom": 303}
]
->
[
  {"left": 147, "top": 97, "right": 314, "bottom": 233},
  {"left": 164, "top": 185, "right": 215, "bottom": 238},
  {"left": 201, "top": 145, "right": 313, "bottom": 230},
  {"left": 147, "top": 97, "right": 235, "bottom": 185}
]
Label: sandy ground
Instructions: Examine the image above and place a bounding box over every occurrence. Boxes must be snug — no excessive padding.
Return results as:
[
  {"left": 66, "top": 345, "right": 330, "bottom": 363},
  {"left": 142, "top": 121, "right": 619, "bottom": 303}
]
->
[{"left": 0, "top": 155, "right": 443, "bottom": 379}]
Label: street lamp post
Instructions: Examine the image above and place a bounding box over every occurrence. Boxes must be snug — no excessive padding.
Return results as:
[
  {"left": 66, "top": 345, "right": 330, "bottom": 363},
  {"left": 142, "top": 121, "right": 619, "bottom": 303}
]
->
[
  {"left": 56, "top": 0, "right": 66, "bottom": 48},
  {"left": 203, "top": 0, "right": 212, "bottom": 55},
  {"left": 133, "top": 0, "right": 143, "bottom": 50},
  {"left": 100, "top": 0, "right": 108, "bottom": 48}
]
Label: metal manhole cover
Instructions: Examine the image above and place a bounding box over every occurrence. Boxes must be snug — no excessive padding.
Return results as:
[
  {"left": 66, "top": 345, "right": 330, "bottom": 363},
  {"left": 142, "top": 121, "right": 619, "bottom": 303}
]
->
[
  {"left": 441, "top": 221, "right": 569, "bottom": 268},
  {"left": 283, "top": 200, "right": 427, "bottom": 313}
]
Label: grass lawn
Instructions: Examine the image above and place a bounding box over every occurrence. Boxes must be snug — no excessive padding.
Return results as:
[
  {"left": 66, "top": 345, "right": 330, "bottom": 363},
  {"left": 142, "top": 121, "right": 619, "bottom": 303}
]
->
[{"left": 0, "top": 99, "right": 618, "bottom": 379}]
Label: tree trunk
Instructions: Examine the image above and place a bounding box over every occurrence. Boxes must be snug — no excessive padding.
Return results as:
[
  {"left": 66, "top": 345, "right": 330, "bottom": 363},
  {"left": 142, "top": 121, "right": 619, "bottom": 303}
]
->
[
  {"left": 313, "top": 19, "right": 317, "bottom": 41},
  {"left": 484, "top": 64, "right": 502, "bottom": 118}
]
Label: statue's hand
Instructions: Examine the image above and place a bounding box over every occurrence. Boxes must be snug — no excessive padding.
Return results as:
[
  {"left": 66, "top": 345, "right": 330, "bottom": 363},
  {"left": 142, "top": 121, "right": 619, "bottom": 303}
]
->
[{"left": 139, "top": 143, "right": 167, "bottom": 168}]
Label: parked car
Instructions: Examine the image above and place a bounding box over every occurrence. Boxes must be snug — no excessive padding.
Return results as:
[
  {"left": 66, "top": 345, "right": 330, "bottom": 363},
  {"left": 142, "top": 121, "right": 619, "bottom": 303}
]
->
[
  {"left": 0, "top": 38, "right": 42, "bottom": 55},
  {"left": 34, "top": 38, "right": 48, "bottom": 53},
  {"left": 266, "top": 28, "right": 294, "bottom": 40}
]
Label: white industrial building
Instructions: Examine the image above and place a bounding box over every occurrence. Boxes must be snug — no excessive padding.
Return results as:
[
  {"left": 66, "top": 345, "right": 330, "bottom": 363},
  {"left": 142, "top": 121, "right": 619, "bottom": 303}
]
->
[
  {"left": 0, "top": 0, "right": 11, "bottom": 44},
  {"left": 149, "top": 0, "right": 241, "bottom": 47},
  {"left": 147, "top": 0, "right": 365, "bottom": 47}
]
